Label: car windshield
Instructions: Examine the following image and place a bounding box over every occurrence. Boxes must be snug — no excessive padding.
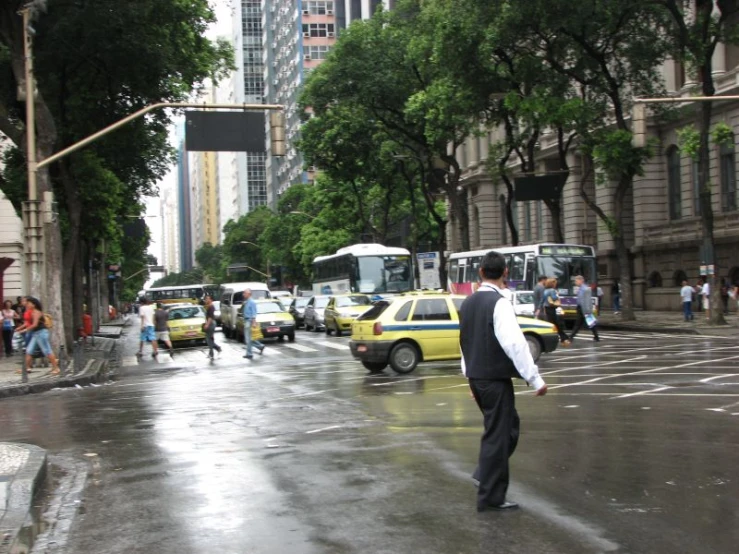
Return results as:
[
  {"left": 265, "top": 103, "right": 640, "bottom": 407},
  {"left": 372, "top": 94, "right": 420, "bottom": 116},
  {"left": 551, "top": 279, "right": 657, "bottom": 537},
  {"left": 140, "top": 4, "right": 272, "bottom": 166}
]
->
[
  {"left": 294, "top": 298, "right": 309, "bottom": 308},
  {"left": 336, "top": 295, "right": 371, "bottom": 308},
  {"left": 232, "top": 290, "right": 269, "bottom": 304},
  {"left": 313, "top": 297, "right": 330, "bottom": 309},
  {"left": 356, "top": 255, "right": 412, "bottom": 294},
  {"left": 257, "top": 302, "right": 284, "bottom": 314},
  {"left": 168, "top": 306, "right": 205, "bottom": 320},
  {"left": 516, "top": 292, "right": 534, "bottom": 305}
]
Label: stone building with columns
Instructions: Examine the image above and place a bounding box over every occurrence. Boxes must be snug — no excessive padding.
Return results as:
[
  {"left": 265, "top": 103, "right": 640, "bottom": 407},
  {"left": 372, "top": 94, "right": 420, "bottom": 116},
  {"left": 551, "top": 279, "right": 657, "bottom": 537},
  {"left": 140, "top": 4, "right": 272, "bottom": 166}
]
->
[{"left": 455, "top": 44, "right": 739, "bottom": 312}]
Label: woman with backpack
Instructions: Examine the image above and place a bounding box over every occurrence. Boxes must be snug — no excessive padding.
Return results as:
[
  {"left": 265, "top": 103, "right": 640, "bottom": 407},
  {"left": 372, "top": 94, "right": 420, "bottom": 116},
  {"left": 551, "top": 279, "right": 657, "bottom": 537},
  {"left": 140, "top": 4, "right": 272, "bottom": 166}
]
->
[{"left": 17, "top": 297, "right": 60, "bottom": 375}]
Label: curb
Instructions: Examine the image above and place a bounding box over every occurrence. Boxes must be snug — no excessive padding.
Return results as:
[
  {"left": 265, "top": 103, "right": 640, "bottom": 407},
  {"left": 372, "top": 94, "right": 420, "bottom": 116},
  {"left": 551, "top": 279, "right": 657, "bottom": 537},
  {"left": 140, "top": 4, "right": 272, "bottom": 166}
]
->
[
  {"left": 0, "top": 444, "right": 47, "bottom": 554},
  {"left": 0, "top": 358, "right": 111, "bottom": 400},
  {"left": 598, "top": 322, "right": 701, "bottom": 335}
]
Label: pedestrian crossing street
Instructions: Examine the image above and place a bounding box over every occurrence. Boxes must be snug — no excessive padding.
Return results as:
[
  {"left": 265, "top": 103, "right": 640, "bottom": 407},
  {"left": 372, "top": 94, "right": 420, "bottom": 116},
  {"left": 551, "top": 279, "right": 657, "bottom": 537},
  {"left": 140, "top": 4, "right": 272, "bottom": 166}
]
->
[{"left": 121, "top": 338, "right": 352, "bottom": 368}]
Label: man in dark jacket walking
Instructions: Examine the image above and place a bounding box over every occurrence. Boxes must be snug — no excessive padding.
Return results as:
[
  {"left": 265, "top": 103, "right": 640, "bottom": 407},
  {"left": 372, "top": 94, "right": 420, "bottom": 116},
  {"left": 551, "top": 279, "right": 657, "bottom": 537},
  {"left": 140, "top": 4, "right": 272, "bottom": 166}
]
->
[{"left": 459, "top": 251, "right": 548, "bottom": 512}]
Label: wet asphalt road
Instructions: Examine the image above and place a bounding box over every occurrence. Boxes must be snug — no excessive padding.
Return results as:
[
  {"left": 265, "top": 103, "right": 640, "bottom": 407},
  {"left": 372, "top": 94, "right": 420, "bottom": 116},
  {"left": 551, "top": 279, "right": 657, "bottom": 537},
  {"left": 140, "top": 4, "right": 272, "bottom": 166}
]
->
[{"left": 1, "top": 324, "right": 738, "bottom": 553}]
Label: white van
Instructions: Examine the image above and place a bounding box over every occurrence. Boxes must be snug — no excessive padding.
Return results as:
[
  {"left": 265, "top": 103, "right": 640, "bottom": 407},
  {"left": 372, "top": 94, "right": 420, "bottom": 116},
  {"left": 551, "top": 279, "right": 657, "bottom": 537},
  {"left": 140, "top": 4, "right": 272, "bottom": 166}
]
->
[{"left": 219, "top": 282, "right": 271, "bottom": 339}]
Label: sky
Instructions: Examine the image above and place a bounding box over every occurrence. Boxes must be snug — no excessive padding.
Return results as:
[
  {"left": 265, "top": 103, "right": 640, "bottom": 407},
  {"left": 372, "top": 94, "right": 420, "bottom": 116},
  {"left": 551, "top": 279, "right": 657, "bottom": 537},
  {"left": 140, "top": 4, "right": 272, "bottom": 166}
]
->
[{"left": 143, "top": 0, "right": 233, "bottom": 288}]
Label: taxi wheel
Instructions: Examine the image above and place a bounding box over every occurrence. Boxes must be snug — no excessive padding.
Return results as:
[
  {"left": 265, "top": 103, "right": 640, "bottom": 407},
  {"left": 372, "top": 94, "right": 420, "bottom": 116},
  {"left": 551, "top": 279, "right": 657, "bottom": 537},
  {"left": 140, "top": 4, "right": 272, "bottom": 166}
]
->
[
  {"left": 525, "top": 334, "right": 542, "bottom": 362},
  {"left": 334, "top": 323, "right": 343, "bottom": 338},
  {"left": 389, "top": 342, "right": 419, "bottom": 374},
  {"left": 361, "top": 361, "right": 387, "bottom": 373},
  {"left": 325, "top": 324, "right": 332, "bottom": 336},
  {"left": 288, "top": 332, "right": 295, "bottom": 342}
]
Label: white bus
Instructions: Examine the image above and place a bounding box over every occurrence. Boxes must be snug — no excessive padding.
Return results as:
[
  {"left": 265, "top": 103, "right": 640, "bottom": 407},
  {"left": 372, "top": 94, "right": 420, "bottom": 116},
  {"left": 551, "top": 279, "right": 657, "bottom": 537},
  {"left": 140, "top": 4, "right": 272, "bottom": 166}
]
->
[
  {"left": 143, "top": 284, "right": 216, "bottom": 305},
  {"left": 312, "top": 243, "right": 414, "bottom": 296},
  {"left": 447, "top": 244, "right": 597, "bottom": 319}
]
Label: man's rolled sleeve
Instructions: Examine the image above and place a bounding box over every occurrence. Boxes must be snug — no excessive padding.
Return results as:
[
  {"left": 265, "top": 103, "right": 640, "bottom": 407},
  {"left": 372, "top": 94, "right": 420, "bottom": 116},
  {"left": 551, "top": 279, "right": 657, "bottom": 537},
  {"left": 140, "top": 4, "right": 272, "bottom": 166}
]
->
[{"left": 492, "top": 299, "right": 546, "bottom": 391}]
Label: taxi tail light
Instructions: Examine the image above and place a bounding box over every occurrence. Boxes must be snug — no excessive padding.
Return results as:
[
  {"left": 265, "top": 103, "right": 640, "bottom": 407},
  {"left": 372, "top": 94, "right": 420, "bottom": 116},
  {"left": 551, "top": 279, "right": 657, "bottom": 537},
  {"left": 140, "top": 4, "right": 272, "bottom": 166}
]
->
[{"left": 373, "top": 322, "right": 383, "bottom": 335}]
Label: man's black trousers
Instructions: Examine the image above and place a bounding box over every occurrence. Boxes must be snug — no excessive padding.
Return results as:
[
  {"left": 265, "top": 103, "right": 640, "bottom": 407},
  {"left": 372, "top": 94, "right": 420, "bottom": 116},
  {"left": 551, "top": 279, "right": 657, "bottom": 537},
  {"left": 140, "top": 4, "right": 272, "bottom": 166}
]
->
[{"left": 469, "top": 378, "right": 520, "bottom": 509}]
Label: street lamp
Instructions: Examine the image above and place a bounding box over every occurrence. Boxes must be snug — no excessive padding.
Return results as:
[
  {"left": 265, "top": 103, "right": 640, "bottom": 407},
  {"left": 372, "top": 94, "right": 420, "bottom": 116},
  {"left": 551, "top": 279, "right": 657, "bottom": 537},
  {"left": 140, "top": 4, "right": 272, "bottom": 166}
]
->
[
  {"left": 239, "top": 241, "right": 271, "bottom": 286},
  {"left": 288, "top": 210, "right": 316, "bottom": 220}
]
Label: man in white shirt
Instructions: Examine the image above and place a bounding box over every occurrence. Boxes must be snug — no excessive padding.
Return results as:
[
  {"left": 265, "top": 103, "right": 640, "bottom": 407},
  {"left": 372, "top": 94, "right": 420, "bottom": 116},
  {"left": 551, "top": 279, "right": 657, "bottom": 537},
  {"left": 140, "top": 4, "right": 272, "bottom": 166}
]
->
[
  {"left": 680, "top": 280, "right": 694, "bottom": 322},
  {"left": 459, "top": 251, "right": 547, "bottom": 512},
  {"left": 701, "top": 280, "right": 711, "bottom": 321},
  {"left": 137, "top": 298, "right": 158, "bottom": 358}
]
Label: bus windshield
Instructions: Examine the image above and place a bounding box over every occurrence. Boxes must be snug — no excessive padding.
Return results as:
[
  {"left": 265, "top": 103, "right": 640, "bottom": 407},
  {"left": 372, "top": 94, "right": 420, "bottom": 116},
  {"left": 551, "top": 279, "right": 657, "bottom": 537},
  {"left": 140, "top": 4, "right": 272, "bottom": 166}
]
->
[
  {"left": 356, "top": 256, "right": 412, "bottom": 294},
  {"left": 537, "top": 256, "right": 597, "bottom": 295}
]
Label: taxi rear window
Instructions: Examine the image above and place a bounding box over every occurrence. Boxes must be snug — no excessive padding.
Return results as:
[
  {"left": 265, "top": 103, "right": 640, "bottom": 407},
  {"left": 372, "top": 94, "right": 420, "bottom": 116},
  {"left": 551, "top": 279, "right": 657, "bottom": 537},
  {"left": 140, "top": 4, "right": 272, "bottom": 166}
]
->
[{"left": 356, "top": 301, "right": 390, "bottom": 321}]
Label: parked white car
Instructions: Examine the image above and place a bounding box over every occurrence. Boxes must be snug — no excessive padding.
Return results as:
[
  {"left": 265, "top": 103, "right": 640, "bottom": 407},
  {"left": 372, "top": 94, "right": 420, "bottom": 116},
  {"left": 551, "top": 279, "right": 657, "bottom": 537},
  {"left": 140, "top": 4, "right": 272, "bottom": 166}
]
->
[{"left": 219, "top": 282, "right": 271, "bottom": 339}]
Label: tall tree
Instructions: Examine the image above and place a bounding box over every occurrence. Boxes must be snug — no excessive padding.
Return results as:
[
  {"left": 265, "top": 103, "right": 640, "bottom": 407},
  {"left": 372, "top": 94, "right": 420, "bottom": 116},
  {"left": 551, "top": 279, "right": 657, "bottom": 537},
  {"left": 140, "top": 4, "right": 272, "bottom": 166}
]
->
[
  {"left": 516, "top": 0, "right": 670, "bottom": 320},
  {"left": 658, "top": 0, "right": 739, "bottom": 324},
  {"left": 0, "top": 0, "right": 231, "bottom": 344}
]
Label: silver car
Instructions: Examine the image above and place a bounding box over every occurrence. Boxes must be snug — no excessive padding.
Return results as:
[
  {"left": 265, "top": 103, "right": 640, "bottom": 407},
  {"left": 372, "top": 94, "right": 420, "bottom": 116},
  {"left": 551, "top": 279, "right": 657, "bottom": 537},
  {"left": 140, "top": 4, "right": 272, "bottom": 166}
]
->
[{"left": 304, "top": 295, "right": 330, "bottom": 332}]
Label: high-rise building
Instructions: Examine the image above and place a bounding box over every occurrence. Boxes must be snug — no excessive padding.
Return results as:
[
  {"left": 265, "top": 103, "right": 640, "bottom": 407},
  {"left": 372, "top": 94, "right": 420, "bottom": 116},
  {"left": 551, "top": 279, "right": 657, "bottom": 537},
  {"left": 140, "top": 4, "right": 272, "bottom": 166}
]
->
[
  {"left": 161, "top": 182, "right": 180, "bottom": 275},
  {"left": 342, "top": 0, "right": 395, "bottom": 25},
  {"left": 232, "top": 0, "right": 268, "bottom": 212},
  {"left": 175, "top": 128, "right": 193, "bottom": 271}
]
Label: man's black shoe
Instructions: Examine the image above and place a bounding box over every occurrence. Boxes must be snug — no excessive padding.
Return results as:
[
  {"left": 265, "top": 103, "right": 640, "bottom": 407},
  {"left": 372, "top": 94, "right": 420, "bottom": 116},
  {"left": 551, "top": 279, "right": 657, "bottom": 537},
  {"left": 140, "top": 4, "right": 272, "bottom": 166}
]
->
[
  {"left": 478, "top": 501, "right": 519, "bottom": 512},
  {"left": 243, "top": 354, "right": 253, "bottom": 359},
  {"left": 258, "top": 347, "right": 265, "bottom": 355}
]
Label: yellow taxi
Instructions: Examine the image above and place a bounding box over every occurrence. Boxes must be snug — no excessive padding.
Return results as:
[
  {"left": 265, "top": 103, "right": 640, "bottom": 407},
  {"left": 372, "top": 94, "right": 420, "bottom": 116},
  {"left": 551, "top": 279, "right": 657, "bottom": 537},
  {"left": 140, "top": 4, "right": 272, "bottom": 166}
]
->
[
  {"left": 349, "top": 292, "right": 559, "bottom": 374},
  {"left": 167, "top": 305, "right": 207, "bottom": 344},
  {"left": 324, "top": 294, "right": 373, "bottom": 337},
  {"left": 236, "top": 299, "right": 296, "bottom": 342}
]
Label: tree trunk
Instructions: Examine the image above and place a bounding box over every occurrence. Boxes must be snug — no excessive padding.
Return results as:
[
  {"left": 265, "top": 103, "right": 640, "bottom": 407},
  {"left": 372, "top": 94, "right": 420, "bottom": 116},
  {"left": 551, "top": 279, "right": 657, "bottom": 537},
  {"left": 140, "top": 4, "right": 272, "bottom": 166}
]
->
[
  {"left": 613, "top": 177, "right": 635, "bottom": 320},
  {"left": 697, "top": 63, "right": 726, "bottom": 324},
  {"left": 544, "top": 198, "right": 565, "bottom": 243},
  {"left": 61, "top": 166, "right": 83, "bottom": 347}
]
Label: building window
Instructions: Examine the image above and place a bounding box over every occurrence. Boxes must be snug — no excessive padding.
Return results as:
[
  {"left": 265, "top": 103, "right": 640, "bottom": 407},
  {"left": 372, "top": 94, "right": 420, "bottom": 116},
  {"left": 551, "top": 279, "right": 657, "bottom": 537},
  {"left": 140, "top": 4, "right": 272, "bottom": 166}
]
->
[
  {"left": 720, "top": 136, "right": 737, "bottom": 212},
  {"left": 673, "top": 270, "right": 687, "bottom": 287},
  {"left": 692, "top": 160, "right": 701, "bottom": 217},
  {"left": 305, "top": 45, "right": 332, "bottom": 60},
  {"left": 302, "top": 23, "right": 335, "bottom": 37},
  {"left": 304, "top": 1, "right": 335, "bottom": 14},
  {"left": 524, "top": 202, "right": 532, "bottom": 242},
  {"left": 666, "top": 145, "right": 682, "bottom": 220},
  {"left": 648, "top": 271, "right": 663, "bottom": 288}
]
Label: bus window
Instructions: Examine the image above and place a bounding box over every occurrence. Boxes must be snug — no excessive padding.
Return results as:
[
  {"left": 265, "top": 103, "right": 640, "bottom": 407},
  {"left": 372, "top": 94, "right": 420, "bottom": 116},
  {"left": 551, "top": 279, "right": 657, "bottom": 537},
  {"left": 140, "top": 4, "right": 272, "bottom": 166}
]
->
[
  {"left": 509, "top": 253, "right": 525, "bottom": 282},
  {"left": 449, "top": 259, "right": 459, "bottom": 284},
  {"left": 524, "top": 255, "right": 536, "bottom": 290}
]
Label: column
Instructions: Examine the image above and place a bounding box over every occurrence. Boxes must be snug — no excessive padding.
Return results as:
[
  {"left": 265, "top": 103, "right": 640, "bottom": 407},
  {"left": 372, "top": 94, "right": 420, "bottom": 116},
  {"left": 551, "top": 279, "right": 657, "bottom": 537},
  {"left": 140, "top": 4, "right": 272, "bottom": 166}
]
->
[{"left": 361, "top": 0, "right": 372, "bottom": 19}]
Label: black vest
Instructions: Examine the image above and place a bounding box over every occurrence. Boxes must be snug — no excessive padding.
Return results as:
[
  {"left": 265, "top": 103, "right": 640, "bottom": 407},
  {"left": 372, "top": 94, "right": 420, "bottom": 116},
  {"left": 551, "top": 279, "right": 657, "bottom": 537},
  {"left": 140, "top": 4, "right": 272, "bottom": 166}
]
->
[{"left": 459, "top": 288, "right": 521, "bottom": 380}]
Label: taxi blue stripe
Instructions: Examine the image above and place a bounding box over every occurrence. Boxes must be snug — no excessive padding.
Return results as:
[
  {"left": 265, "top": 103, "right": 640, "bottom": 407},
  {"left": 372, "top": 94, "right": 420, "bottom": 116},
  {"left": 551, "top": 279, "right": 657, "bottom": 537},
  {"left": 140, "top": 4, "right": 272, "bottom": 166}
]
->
[{"left": 381, "top": 324, "right": 459, "bottom": 332}]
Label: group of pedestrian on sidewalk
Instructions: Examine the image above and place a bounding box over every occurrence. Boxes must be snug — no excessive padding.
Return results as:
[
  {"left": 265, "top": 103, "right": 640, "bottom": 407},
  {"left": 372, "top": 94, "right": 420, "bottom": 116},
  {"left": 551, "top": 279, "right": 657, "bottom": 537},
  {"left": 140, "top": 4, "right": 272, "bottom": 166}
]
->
[
  {"left": 0, "top": 296, "right": 61, "bottom": 375},
  {"left": 678, "top": 278, "right": 737, "bottom": 322}
]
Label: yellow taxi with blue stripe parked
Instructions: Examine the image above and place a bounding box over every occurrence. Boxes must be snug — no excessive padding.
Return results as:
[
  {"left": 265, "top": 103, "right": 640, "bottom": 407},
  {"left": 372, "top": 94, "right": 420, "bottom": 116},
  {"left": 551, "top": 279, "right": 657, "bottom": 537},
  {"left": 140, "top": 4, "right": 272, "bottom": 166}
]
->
[
  {"left": 324, "top": 294, "right": 373, "bottom": 337},
  {"left": 349, "top": 292, "right": 558, "bottom": 374}
]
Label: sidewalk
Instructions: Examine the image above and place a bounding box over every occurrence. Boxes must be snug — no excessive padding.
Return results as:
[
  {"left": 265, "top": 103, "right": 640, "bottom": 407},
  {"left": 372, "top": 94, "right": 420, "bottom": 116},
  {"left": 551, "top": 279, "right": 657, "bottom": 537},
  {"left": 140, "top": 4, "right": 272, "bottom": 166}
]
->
[
  {"left": 0, "top": 316, "right": 130, "bottom": 399},
  {"left": 0, "top": 443, "right": 47, "bottom": 554},
  {"left": 597, "top": 309, "right": 739, "bottom": 337}
]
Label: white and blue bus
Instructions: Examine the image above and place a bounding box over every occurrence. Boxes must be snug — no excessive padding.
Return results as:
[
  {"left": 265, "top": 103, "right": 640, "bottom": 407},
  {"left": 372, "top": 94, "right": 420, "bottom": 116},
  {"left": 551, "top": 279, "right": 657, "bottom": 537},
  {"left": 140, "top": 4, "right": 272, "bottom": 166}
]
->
[{"left": 312, "top": 244, "right": 414, "bottom": 296}]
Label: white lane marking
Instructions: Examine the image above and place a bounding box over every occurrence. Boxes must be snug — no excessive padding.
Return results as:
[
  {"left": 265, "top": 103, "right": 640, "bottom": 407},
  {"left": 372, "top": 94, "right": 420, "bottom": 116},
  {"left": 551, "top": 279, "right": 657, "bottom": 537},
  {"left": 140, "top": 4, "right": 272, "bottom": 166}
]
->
[
  {"left": 315, "top": 340, "right": 350, "bottom": 351},
  {"left": 122, "top": 356, "right": 138, "bottom": 366},
  {"left": 305, "top": 425, "right": 342, "bottom": 434},
  {"left": 525, "top": 354, "right": 739, "bottom": 395},
  {"left": 611, "top": 386, "right": 673, "bottom": 399},
  {"left": 699, "top": 374, "right": 736, "bottom": 384},
  {"left": 541, "top": 356, "right": 648, "bottom": 376},
  {"left": 282, "top": 343, "right": 319, "bottom": 353}
]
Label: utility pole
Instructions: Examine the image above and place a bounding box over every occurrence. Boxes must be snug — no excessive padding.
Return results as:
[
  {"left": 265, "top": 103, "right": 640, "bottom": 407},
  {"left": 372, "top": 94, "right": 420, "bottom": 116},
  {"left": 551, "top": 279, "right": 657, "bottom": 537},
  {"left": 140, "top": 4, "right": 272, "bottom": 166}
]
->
[{"left": 21, "top": 6, "right": 44, "bottom": 301}]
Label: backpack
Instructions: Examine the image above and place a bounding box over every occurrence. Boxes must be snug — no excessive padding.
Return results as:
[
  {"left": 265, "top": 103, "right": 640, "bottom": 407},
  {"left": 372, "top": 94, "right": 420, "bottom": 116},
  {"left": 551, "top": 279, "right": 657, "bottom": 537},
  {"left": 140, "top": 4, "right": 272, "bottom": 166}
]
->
[{"left": 42, "top": 313, "right": 53, "bottom": 329}]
